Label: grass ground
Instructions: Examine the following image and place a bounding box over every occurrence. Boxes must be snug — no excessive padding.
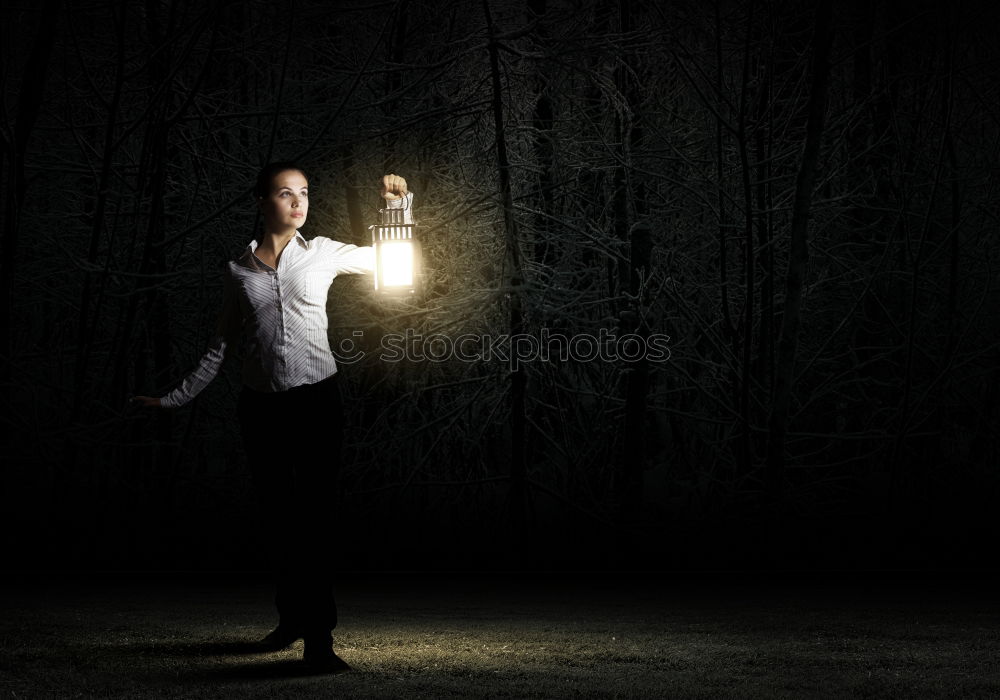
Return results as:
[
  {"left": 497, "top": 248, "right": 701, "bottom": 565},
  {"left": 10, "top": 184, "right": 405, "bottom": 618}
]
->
[{"left": 0, "top": 572, "right": 997, "bottom": 699}]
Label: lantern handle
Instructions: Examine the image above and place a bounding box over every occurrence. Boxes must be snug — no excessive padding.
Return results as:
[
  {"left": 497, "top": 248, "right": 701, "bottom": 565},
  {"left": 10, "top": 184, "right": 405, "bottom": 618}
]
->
[{"left": 379, "top": 191, "right": 414, "bottom": 225}]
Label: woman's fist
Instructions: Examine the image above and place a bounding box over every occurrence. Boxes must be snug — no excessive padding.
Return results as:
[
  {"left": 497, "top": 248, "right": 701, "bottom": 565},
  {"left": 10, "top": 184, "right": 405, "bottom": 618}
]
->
[
  {"left": 381, "top": 173, "right": 408, "bottom": 200},
  {"left": 131, "top": 395, "right": 162, "bottom": 408}
]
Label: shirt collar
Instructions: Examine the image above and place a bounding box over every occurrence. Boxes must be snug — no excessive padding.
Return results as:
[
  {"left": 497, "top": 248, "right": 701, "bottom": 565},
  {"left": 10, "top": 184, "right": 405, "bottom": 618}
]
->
[
  {"left": 240, "top": 230, "right": 308, "bottom": 271},
  {"left": 246, "top": 229, "right": 307, "bottom": 253}
]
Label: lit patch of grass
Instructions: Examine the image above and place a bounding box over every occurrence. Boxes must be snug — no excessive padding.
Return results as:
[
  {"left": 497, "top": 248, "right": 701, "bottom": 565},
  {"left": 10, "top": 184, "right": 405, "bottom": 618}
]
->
[{"left": 1, "top": 576, "right": 997, "bottom": 698}]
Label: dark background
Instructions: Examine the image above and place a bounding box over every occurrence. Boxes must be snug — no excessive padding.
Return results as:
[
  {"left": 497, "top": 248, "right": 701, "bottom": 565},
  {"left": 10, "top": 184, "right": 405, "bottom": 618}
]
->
[{"left": 2, "top": 0, "right": 998, "bottom": 575}]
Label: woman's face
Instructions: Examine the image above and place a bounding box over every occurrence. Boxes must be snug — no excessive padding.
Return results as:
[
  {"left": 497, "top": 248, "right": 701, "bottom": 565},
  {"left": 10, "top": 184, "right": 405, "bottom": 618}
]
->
[{"left": 259, "top": 169, "right": 308, "bottom": 232}]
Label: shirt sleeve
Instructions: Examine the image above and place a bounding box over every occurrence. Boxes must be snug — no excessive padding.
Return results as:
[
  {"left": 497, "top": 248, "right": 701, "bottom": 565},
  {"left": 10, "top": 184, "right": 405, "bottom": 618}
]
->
[
  {"left": 326, "top": 240, "right": 376, "bottom": 275},
  {"left": 159, "top": 268, "right": 241, "bottom": 408},
  {"left": 323, "top": 191, "right": 414, "bottom": 275}
]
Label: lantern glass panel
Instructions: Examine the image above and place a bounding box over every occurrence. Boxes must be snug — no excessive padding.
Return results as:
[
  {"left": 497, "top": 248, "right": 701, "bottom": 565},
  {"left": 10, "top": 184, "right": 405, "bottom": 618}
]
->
[{"left": 379, "top": 240, "right": 414, "bottom": 288}]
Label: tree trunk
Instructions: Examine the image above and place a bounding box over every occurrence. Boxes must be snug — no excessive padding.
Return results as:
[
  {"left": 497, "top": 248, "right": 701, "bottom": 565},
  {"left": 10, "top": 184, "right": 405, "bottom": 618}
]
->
[
  {"left": 618, "top": 224, "right": 652, "bottom": 523},
  {"left": 484, "top": 0, "right": 530, "bottom": 544},
  {"left": 74, "top": 0, "right": 128, "bottom": 417},
  {"left": 0, "top": 0, "right": 60, "bottom": 386},
  {"left": 612, "top": 0, "right": 652, "bottom": 524},
  {"left": 765, "top": 0, "right": 833, "bottom": 514},
  {"left": 736, "top": 0, "right": 757, "bottom": 476},
  {"left": 342, "top": 148, "right": 368, "bottom": 246}
]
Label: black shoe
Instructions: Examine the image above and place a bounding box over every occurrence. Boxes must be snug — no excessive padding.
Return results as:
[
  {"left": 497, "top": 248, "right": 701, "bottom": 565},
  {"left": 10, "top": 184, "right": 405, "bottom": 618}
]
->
[
  {"left": 256, "top": 626, "right": 301, "bottom": 651},
  {"left": 303, "top": 641, "right": 352, "bottom": 674}
]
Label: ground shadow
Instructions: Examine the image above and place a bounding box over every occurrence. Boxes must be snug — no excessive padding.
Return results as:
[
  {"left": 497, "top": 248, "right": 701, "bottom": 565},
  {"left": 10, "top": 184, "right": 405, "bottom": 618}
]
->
[
  {"left": 119, "top": 639, "right": 270, "bottom": 657},
  {"left": 106, "top": 639, "right": 346, "bottom": 681},
  {"left": 189, "top": 658, "right": 343, "bottom": 680}
]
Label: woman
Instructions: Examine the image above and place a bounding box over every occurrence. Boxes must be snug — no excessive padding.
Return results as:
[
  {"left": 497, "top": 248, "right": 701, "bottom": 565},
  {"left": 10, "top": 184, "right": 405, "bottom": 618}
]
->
[{"left": 133, "top": 163, "right": 412, "bottom": 673}]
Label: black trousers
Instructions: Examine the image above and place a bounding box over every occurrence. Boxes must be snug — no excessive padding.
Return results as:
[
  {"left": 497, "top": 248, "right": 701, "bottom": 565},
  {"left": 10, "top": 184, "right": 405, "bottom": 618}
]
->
[{"left": 237, "top": 373, "right": 344, "bottom": 640}]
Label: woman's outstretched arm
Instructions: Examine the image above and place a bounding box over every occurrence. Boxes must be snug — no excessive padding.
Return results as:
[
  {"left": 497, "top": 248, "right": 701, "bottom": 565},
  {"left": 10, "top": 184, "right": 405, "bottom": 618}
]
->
[
  {"left": 326, "top": 175, "right": 414, "bottom": 275},
  {"left": 132, "top": 268, "right": 240, "bottom": 408}
]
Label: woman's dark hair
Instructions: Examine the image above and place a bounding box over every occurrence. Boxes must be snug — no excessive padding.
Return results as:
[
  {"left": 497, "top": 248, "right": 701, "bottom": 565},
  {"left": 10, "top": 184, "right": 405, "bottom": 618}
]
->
[{"left": 253, "top": 161, "right": 309, "bottom": 199}]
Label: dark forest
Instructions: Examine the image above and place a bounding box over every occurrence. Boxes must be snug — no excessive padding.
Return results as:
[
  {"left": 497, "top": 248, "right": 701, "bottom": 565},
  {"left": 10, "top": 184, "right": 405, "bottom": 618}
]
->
[{"left": 2, "top": 0, "right": 998, "bottom": 576}]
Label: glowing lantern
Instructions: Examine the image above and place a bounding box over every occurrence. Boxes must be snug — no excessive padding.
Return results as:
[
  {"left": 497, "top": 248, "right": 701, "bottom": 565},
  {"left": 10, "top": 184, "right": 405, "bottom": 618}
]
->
[{"left": 371, "top": 197, "right": 420, "bottom": 294}]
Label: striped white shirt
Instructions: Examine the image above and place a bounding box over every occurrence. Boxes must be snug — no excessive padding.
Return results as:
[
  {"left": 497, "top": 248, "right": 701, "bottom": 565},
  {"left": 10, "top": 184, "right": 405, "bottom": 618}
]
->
[
  {"left": 160, "top": 194, "right": 413, "bottom": 407},
  {"left": 160, "top": 232, "right": 375, "bottom": 407},
  {"left": 160, "top": 194, "right": 412, "bottom": 407}
]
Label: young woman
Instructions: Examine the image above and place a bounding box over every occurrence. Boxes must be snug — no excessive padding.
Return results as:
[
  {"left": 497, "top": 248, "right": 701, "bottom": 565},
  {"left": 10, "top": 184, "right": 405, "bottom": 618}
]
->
[{"left": 133, "top": 163, "right": 412, "bottom": 673}]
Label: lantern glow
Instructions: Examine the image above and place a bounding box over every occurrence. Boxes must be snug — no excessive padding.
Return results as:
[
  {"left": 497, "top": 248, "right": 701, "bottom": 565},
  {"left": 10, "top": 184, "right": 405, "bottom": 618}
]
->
[
  {"left": 377, "top": 241, "right": 414, "bottom": 288},
  {"left": 371, "top": 195, "right": 419, "bottom": 294}
]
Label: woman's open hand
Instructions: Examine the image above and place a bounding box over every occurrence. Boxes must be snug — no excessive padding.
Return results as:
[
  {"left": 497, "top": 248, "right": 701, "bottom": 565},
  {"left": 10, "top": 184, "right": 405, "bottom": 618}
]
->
[
  {"left": 131, "top": 395, "right": 162, "bottom": 408},
  {"left": 381, "top": 173, "right": 408, "bottom": 200}
]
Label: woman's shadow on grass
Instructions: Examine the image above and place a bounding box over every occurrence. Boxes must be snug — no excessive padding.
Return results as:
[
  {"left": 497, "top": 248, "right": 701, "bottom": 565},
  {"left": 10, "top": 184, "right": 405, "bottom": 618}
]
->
[
  {"left": 124, "top": 639, "right": 339, "bottom": 679},
  {"left": 136, "top": 639, "right": 268, "bottom": 657}
]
